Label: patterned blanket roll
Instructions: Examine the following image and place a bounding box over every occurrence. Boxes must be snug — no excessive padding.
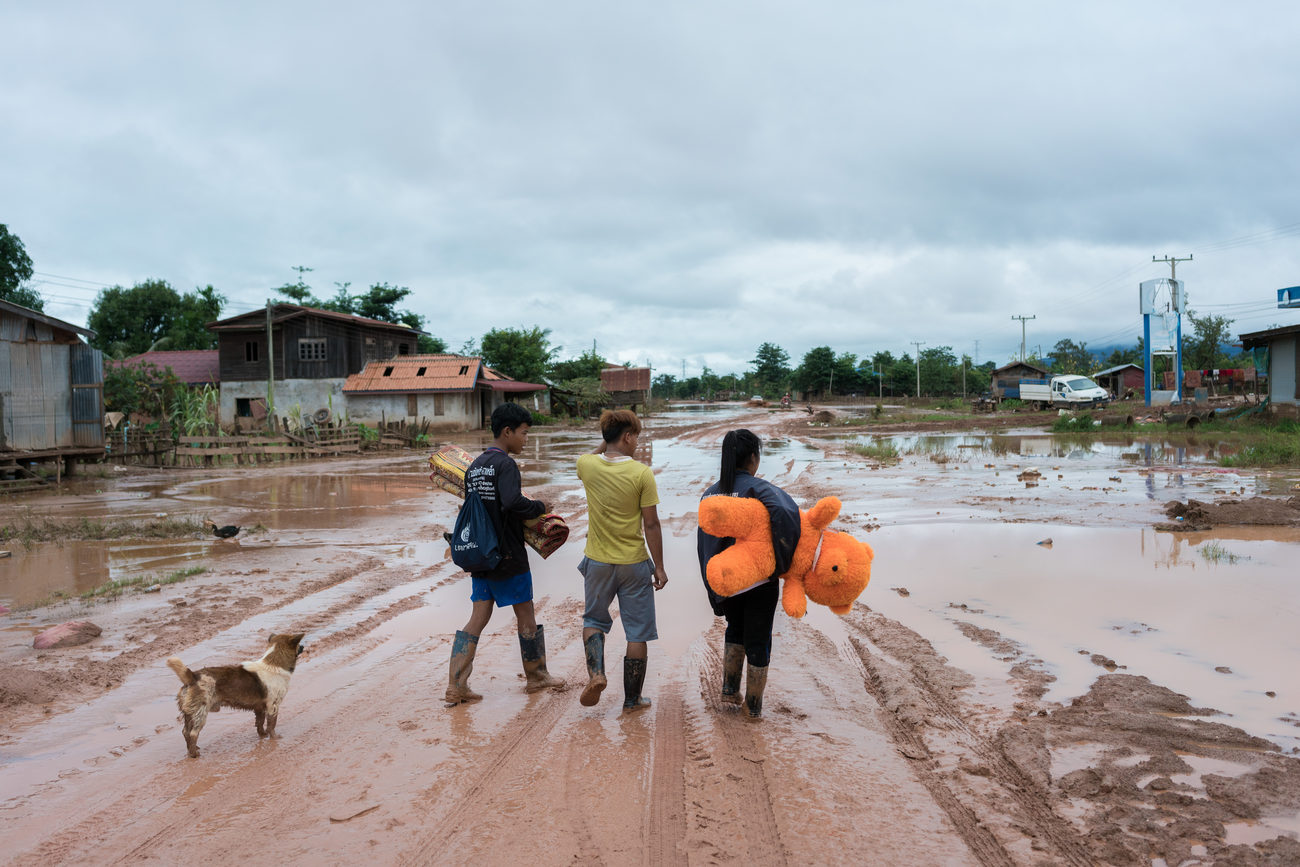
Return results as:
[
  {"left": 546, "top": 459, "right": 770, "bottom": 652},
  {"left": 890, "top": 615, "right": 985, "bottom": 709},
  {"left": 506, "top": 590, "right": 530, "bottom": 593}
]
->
[{"left": 428, "top": 444, "right": 569, "bottom": 559}]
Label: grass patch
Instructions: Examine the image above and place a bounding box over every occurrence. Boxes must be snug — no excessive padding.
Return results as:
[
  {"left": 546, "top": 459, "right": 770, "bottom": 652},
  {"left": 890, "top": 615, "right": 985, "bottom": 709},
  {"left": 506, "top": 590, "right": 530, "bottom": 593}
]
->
[
  {"left": 17, "top": 566, "right": 208, "bottom": 610},
  {"left": 1199, "top": 542, "right": 1246, "bottom": 565},
  {"left": 849, "top": 441, "right": 900, "bottom": 463},
  {"left": 1051, "top": 412, "right": 1096, "bottom": 433},
  {"left": 1219, "top": 429, "right": 1300, "bottom": 467},
  {"left": 0, "top": 515, "right": 208, "bottom": 547},
  {"left": 79, "top": 566, "right": 208, "bottom": 602}
]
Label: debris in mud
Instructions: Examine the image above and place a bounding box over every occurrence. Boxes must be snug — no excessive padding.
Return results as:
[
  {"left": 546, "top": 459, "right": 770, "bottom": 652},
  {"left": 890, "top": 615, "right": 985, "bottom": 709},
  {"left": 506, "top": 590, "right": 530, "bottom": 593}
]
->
[
  {"left": 1215, "top": 666, "right": 1233, "bottom": 674},
  {"left": 1157, "top": 495, "right": 1300, "bottom": 531},
  {"left": 1017, "top": 468, "right": 1041, "bottom": 482},
  {"left": 1036, "top": 537, "right": 1052, "bottom": 547},
  {"left": 329, "top": 804, "right": 381, "bottom": 823},
  {"left": 891, "top": 587, "right": 910, "bottom": 597},
  {"left": 32, "top": 620, "right": 102, "bottom": 649},
  {"left": 1088, "top": 653, "right": 1123, "bottom": 671}
]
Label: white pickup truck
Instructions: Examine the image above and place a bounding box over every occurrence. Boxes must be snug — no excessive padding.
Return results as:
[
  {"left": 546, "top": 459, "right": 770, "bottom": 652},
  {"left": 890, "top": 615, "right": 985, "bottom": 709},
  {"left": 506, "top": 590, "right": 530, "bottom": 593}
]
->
[{"left": 1018, "top": 375, "right": 1110, "bottom": 410}]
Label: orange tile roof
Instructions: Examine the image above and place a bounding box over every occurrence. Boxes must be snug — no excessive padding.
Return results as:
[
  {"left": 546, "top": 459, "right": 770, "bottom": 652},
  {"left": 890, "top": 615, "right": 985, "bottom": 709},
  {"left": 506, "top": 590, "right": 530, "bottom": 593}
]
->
[
  {"left": 343, "top": 355, "right": 481, "bottom": 393},
  {"left": 344, "top": 355, "right": 548, "bottom": 393}
]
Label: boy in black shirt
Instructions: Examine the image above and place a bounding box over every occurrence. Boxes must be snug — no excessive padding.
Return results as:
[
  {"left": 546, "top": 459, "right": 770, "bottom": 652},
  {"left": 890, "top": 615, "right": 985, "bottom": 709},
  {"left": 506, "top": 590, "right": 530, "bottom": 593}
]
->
[{"left": 445, "top": 402, "right": 565, "bottom": 705}]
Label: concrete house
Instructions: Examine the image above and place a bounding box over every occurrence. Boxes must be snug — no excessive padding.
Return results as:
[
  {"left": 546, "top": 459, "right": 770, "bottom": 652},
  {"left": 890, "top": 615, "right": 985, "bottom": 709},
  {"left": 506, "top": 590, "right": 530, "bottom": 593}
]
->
[
  {"left": 342, "top": 354, "right": 546, "bottom": 431},
  {"left": 207, "top": 304, "right": 419, "bottom": 427},
  {"left": 0, "top": 299, "right": 104, "bottom": 466}
]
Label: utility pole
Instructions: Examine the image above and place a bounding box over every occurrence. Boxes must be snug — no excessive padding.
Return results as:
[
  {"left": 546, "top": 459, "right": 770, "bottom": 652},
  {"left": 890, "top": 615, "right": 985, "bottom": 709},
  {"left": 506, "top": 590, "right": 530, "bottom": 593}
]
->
[
  {"left": 1011, "top": 315, "right": 1036, "bottom": 362},
  {"left": 1153, "top": 253, "right": 1193, "bottom": 281},
  {"left": 265, "top": 299, "right": 275, "bottom": 429},
  {"left": 973, "top": 340, "right": 980, "bottom": 366},
  {"left": 911, "top": 341, "right": 925, "bottom": 398}
]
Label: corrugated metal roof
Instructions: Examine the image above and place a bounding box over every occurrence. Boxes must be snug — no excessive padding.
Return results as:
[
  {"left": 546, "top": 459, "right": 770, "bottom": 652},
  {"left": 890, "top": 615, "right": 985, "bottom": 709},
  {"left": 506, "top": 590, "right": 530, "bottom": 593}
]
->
[
  {"left": 207, "top": 303, "right": 421, "bottom": 335},
  {"left": 601, "top": 366, "right": 651, "bottom": 391},
  {"left": 344, "top": 355, "right": 546, "bottom": 393},
  {"left": 0, "top": 299, "right": 96, "bottom": 339},
  {"left": 117, "top": 350, "right": 220, "bottom": 385}
]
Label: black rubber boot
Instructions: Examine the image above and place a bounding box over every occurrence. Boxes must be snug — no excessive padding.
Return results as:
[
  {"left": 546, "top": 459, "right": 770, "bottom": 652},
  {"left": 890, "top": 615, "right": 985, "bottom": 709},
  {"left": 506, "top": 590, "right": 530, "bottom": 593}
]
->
[
  {"left": 744, "top": 665, "right": 768, "bottom": 718},
  {"left": 445, "top": 630, "right": 483, "bottom": 705},
  {"left": 622, "top": 657, "right": 651, "bottom": 712},
  {"left": 580, "top": 632, "right": 607, "bottom": 707},
  {"left": 721, "top": 643, "right": 745, "bottom": 705},
  {"left": 519, "top": 624, "right": 565, "bottom": 693}
]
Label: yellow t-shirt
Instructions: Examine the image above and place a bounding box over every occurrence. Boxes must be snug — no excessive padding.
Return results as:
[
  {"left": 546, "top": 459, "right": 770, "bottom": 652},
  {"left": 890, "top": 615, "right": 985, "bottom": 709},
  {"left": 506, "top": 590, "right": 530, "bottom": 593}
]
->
[{"left": 576, "top": 453, "right": 659, "bottom": 565}]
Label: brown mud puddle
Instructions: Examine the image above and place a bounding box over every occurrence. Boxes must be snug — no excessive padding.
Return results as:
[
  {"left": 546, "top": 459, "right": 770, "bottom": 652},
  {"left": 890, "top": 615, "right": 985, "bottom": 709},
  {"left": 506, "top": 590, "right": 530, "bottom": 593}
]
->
[{"left": 2, "top": 405, "right": 1299, "bottom": 864}]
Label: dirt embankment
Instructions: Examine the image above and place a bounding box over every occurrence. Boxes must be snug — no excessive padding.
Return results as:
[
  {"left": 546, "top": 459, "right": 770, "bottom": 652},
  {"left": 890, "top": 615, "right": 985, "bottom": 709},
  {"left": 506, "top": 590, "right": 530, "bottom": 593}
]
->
[{"left": 1159, "top": 496, "right": 1300, "bottom": 531}]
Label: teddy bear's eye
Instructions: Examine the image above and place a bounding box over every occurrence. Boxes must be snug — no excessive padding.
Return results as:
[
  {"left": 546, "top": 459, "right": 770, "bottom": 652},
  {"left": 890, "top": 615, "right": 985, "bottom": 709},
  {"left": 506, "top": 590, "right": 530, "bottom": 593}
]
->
[{"left": 831, "top": 565, "right": 838, "bottom": 571}]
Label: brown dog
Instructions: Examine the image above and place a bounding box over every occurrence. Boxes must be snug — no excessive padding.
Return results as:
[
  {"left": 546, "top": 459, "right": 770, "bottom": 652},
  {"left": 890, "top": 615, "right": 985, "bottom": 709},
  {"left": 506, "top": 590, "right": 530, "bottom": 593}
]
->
[{"left": 166, "top": 632, "right": 306, "bottom": 758}]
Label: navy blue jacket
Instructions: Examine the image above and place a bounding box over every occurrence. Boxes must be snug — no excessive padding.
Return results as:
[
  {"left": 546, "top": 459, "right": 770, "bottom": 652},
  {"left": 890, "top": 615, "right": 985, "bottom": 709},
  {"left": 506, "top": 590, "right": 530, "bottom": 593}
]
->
[
  {"left": 696, "top": 472, "right": 801, "bottom": 615},
  {"left": 465, "top": 447, "right": 546, "bottom": 580}
]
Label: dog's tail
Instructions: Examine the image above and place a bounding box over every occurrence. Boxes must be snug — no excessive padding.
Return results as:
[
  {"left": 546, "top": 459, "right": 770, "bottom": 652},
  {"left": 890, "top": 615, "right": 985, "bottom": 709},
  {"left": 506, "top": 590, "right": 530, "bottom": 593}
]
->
[{"left": 167, "top": 657, "right": 198, "bottom": 686}]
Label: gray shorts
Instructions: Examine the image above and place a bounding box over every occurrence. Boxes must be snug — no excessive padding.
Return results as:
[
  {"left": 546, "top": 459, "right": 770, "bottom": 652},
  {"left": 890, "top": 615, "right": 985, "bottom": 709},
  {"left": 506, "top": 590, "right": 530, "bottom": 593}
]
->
[{"left": 579, "top": 556, "right": 658, "bottom": 643}]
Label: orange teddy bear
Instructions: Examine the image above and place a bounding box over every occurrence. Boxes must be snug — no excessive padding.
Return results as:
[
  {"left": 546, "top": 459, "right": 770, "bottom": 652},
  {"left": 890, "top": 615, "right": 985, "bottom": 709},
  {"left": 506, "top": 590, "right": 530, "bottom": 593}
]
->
[{"left": 698, "top": 495, "right": 873, "bottom": 618}]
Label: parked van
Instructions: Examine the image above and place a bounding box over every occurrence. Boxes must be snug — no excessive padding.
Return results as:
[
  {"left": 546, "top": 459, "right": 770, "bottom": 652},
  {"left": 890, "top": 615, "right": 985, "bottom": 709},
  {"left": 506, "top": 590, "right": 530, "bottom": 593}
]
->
[{"left": 1018, "top": 375, "right": 1110, "bottom": 410}]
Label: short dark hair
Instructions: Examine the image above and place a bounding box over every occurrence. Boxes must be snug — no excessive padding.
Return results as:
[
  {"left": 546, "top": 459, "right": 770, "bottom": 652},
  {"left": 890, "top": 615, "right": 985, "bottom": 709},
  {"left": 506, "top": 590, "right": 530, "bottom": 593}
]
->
[
  {"left": 491, "top": 401, "right": 533, "bottom": 437},
  {"left": 599, "top": 409, "right": 641, "bottom": 443}
]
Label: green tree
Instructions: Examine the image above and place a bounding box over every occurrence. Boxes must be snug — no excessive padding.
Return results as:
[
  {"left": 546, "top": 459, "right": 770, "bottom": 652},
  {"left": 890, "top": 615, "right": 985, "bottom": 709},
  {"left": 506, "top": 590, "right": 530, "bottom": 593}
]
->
[
  {"left": 166, "top": 285, "right": 226, "bottom": 350},
  {"left": 88, "top": 279, "right": 187, "bottom": 357},
  {"left": 888, "top": 355, "right": 916, "bottom": 397},
  {"left": 1104, "top": 338, "right": 1144, "bottom": 368},
  {"left": 750, "top": 342, "right": 791, "bottom": 395},
  {"left": 919, "top": 346, "right": 959, "bottom": 395},
  {"left": 1048, "top": 338, "right": 1095, "bottom": 374},
  {"left": 480, "top": 326, "right": 556, "bottom": 384},
  {"left": 795, "top": 346, "right": 836, "bottom": 396},
  {"left": 833, "top": 352, "right": 864, "bottom": 394},
  {"left": 550, "top": 349, "right": 608, "bottom": 382},
  {"left": 0, "top": 224, "right": 42, "bottom": 311},
  {"left": 1184, "top": 309, "right": 1236, "bottom": 369}
]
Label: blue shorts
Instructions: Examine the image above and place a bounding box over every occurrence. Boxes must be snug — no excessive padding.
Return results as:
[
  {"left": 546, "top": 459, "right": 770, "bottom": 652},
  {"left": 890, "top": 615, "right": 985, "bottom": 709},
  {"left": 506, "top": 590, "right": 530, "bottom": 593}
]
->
[
  {"left": 578, "top": 557, "right": 658, "bottom": 643},
  {"left": 470, "top": 571, "right": 533, "bottom": 608}
]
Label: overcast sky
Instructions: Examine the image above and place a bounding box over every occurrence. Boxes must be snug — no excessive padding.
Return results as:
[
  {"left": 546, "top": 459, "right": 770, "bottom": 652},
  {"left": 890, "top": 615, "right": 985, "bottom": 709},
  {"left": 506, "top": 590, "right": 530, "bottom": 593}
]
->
[{"left": 4, "top": 1, "right": 1300, "bottom": 376}]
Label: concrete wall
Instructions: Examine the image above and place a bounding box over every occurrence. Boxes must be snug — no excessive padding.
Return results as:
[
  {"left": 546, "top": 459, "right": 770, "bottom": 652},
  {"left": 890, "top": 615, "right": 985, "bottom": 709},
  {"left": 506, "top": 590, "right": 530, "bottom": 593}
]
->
[
  {"left": 345, "top": 392, "right": 479, "bottom": 430},
  {"left": 219, "top": 378, "right": 347, "bottom": 426}
]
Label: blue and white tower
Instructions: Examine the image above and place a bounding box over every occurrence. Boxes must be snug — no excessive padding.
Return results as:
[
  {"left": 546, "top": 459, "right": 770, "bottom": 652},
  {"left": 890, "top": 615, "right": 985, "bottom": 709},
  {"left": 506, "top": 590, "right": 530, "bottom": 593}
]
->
[{"left": 1139, "top": 278, "right": 1184, "bottom": 406}]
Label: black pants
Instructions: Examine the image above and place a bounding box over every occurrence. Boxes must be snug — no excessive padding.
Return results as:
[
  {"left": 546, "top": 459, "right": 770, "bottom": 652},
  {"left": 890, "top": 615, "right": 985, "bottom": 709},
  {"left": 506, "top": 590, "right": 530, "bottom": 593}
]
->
[{"left": 720, "top": 580, "right": 779, "bottom": 667}]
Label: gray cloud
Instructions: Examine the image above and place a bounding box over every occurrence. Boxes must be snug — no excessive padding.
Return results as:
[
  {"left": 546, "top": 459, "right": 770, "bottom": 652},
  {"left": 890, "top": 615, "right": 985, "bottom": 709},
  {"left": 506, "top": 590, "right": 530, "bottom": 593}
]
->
[{"left": 4, "top": 1, "right": 1300, "bottom": 375}]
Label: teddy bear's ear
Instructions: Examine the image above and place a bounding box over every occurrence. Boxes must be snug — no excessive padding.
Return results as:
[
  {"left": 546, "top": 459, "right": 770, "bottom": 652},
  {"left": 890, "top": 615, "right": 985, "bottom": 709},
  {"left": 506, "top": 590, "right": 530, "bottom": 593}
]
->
[{"left": 807, "top": 496, "right": 842, "bottom": 530}]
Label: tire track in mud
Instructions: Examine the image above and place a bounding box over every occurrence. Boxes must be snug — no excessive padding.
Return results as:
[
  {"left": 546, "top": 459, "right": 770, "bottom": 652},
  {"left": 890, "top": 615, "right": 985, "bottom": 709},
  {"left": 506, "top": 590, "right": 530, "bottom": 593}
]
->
[
  {"left": 397, "top": 677, "right": 578, "bottom": 865},
  {"left": 843, "top": 610, "right": 1093, "bottom": 867},
  {"left": 396, "top": 599, "right": 588, "bottom": 867},
  {"left": 646, "top": 682, "right": 687, "bottom": 866},
  {"left": 693, "top": 636, "right": 789, "bottom": 866}
]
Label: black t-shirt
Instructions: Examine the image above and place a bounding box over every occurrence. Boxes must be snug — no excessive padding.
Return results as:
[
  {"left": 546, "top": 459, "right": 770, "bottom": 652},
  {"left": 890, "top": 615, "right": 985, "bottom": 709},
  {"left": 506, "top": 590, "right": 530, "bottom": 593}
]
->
[{"left": 465, "top": 447, "right": 546, "bottom": 580}]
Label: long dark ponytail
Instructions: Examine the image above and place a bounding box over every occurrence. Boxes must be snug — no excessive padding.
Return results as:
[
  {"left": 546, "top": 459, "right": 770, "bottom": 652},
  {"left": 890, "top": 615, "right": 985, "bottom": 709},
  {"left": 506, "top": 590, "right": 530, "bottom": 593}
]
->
[{"left": 719, "top": 429, "right": 762, "bottom": 495}]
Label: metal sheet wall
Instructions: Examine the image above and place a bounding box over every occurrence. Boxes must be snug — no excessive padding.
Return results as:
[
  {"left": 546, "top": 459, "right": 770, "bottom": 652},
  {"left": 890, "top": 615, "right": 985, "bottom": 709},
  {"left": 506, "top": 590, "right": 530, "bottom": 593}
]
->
[{"left": 70, "top": 344, "right": 105, "bottom": 447}]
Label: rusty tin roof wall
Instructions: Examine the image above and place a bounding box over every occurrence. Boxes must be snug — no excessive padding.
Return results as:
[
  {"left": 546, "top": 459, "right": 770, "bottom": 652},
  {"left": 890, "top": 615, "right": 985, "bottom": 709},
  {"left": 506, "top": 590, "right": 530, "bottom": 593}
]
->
[
  {"left": 343, "top": 355, "right": 482, "bottom": 393},
  {"left": 600, "top": 366, "right": 651, "bottom": 391}
]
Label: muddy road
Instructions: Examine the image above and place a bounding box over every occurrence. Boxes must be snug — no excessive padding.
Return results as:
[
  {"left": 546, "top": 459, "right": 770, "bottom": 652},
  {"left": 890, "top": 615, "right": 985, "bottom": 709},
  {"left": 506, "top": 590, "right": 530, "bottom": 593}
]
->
[{"left": 2, "top": 405, "right": 1299, "bottom": 865}]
